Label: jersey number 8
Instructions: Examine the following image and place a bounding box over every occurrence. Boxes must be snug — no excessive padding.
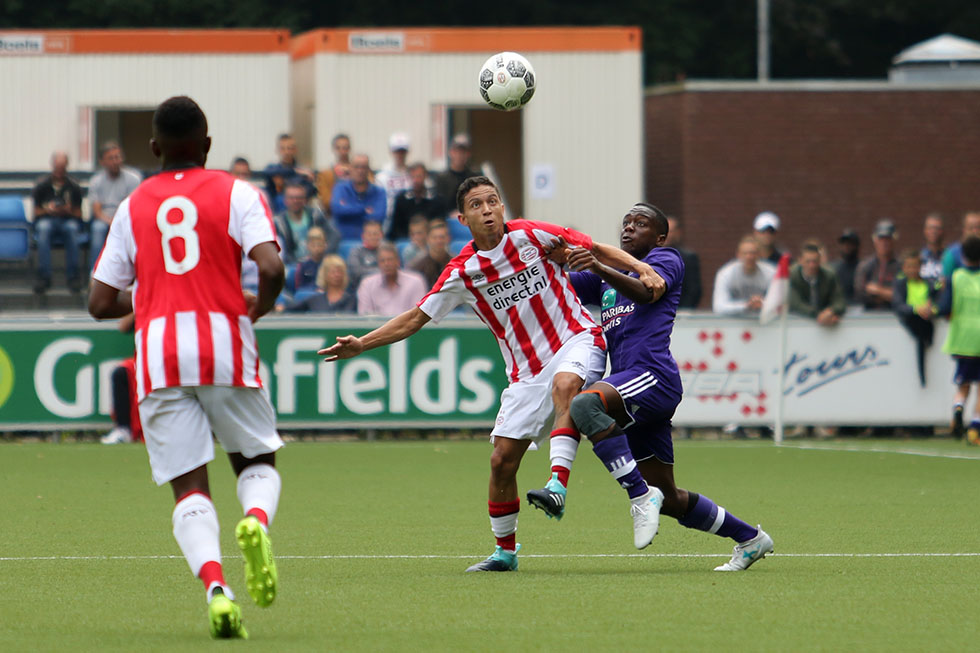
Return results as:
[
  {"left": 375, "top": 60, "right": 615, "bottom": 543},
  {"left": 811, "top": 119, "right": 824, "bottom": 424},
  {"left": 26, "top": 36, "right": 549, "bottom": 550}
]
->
[{"left": 156, "top": 196, "right": 201, "bottom": 275}]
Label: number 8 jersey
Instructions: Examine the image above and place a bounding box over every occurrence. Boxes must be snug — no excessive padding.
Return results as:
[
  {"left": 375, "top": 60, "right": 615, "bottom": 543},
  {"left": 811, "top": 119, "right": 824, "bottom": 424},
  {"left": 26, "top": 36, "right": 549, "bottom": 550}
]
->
[{"left": 93, "top": 168, "right": 279, "bottom": 401}]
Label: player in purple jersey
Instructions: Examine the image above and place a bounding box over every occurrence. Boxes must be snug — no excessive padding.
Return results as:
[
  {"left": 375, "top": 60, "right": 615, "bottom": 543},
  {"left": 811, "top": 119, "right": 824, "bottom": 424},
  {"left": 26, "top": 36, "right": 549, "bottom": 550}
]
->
[{"left": 528, "top": 203, "right": 773, "bottom": 570}]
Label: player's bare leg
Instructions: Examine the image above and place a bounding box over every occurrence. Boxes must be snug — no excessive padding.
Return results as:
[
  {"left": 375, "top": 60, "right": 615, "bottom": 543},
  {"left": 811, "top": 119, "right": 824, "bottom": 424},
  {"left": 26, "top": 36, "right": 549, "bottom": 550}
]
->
[
  {"left": 528, "top": 372, "right": 585, "bottom": 520},
  {"left": 466, "top": 437, "right": 531, "bottom": 572},
  {"left": 170, "top": 466, "right": 247, "bottom": 639},
  {"left": 636, "top": 453, "right": 772, "bottom": 571},
  {"left": 228, "top": 452, "right": 280, "bottom": 606}
]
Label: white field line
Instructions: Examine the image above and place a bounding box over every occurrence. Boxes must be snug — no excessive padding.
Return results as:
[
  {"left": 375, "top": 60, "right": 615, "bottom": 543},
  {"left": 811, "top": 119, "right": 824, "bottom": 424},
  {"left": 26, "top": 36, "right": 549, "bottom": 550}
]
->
[
  {"left": 777, "top": 442, "right": 980, "bottom": 460},
  {"left": 2, "top": 552, "right": 980, "bottom": 562}
]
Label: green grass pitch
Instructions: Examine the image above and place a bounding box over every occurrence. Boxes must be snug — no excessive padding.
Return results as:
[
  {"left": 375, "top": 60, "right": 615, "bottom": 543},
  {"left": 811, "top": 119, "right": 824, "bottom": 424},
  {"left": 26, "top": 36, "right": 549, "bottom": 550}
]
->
[{"left": 2, "top": 438, "right": 978, "bottom": 651}]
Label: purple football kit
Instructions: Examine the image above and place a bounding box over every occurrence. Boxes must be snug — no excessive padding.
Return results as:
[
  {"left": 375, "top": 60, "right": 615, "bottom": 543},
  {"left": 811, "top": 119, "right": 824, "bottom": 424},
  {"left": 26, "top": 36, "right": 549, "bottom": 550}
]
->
[{"left": 571, "top": 246, "right": 684, "bottom": 463}]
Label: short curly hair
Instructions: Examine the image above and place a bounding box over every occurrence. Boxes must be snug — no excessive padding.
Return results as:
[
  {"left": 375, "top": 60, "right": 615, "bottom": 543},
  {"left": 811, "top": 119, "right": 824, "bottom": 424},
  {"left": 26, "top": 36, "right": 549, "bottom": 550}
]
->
[{"left": 152, "top": 96, "right": 207, "bottom": 140}]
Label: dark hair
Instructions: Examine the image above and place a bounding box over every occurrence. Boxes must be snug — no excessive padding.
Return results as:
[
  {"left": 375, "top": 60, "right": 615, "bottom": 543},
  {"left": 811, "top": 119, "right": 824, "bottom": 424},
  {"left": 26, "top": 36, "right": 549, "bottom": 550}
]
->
[
  {"left": 407, "top": 161, "right": 428, "bottom": 174},
  {"left": 428, "top": 219, "right": 449, "bottom": 233},
  {"left": 630, "top": 202, "right": 669, "bottom": 239},
  {"left": 231, "top": 156, "right": 250, "bottom": 168},
  {"left": 962, "top": 236, "right": 980, "bottom": 265},
  {"left": 153, "top": 96, "right": 207, "bottom": 140},
  {"left": 456, "top": 175, "right": 498, "bottom": 213},
  {"left": 331, "top": 133, "right": 349, "bottom": 147},
  {"left": 99, "top": 140, "right": 121, "bottom": 158},
  {"left": 283, "top": 181, "right": 307, "bottom": 194},
  {"left": 278, "top": 133, "right": 293, "bottom": 142}
]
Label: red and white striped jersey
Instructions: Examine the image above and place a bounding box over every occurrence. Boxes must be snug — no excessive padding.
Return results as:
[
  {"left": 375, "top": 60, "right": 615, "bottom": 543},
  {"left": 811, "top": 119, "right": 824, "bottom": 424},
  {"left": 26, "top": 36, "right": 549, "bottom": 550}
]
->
[
  {"left": 93, "top": 167, "right": 278, "bottom": 400},
  {"left": 418, "top": 219, "right": 605, "bottom": 383}
]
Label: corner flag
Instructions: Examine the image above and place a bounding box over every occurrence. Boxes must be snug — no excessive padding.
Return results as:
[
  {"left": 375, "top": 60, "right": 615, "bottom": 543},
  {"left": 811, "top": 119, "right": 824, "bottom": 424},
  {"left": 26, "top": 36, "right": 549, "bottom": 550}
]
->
[{"left": 760, "top": 252, "right": 791, "bottom": 325}]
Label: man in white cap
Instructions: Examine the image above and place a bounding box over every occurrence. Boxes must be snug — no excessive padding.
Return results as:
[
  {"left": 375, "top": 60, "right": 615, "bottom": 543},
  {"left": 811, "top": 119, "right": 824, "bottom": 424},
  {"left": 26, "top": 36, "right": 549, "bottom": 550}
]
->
[
  {"left": 753, "top": 211, "right": 784, "bottom": 265},
  {"left": 375, "top": 132, "right": 413, "bottom": 226}
]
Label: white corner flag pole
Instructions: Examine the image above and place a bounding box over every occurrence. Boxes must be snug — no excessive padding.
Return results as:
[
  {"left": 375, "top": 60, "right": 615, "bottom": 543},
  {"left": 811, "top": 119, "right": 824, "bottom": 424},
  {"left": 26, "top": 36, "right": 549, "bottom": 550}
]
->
[{"left": 774, "top": 301, "right": 788, "bottom": 444}]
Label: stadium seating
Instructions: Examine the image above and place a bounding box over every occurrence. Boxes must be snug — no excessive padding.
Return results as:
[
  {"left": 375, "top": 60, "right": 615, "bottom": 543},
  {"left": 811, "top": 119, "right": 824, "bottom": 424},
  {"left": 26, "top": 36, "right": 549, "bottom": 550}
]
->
[
  {"left": 395, "top": 238, "right": 412, "bottom": 263},
  {"left": 450, "top": 239, "right": 469, "bottom": 256},
  {"left": 447, "top": 219, "right": 470, "bottom": 241},
  {"left": 0, "top": 196, "right": 30, "bottom": 261},
  {"left": 338, "top": 239, "right": 360, "bottom": 262}
]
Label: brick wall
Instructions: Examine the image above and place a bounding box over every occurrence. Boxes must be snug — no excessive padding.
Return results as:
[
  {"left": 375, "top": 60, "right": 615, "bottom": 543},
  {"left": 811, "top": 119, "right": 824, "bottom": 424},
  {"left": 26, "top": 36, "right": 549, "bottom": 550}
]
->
[{"left": 645, "top": 85, "right": 980, "bottom": 308}]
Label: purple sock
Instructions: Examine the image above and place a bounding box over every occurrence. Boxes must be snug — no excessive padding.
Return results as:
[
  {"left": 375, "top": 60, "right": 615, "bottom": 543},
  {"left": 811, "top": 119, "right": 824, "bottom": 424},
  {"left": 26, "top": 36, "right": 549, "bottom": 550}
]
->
[
  {"left": 592, "top": 434, "right": 648, "bottom": 499},
  {"left": 678, "top": 493, "right": 757, "bottom": 543}
]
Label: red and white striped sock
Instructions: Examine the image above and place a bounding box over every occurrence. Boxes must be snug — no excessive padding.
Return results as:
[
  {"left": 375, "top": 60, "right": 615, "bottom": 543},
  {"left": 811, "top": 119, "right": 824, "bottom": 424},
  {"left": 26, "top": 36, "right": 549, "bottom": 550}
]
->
[
  {"left": 549, "top": 427, "right": 580, "bottom": 486},
  {"left": 488, "top": 499, "right": 520, "bottom": 552}
]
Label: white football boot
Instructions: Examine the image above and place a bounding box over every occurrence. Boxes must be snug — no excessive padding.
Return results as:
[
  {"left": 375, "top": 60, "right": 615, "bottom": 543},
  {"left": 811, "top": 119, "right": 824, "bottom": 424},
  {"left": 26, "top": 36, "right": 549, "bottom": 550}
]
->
[
  {"left": 630, "top": 486, "right": 664, "bottom": 549},
  {"left": 714, "top": 526, "right": 774, "bottom": 571}
]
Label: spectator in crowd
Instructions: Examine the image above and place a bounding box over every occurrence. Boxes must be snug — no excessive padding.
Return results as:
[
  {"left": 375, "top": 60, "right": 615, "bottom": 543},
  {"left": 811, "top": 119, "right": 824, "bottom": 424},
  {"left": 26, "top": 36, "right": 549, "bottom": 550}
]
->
[
  {"left": 410, "top": 219, "right": 453, "bottom": 288},
  {"left": 664, "top": 215, "right": 702, "bottom": 308},
  {"left": 855, "top": 219, "right": 899, "bottom": 311},
  {"left": 712, "top": 235, "right": 775, "bottom": 316},
  {"left": 434, "top": 133, "right": 478, "bottom": 214},
  {"left": 273, "top": 182, "right": 339, "bottom": 264},
  {"left": 936, "top": 235, "right": 980, "bottom": 442},
  {"left": 88, "top": 141, "right": 141, "bottom": 274},
  {"left": 920, "top": 212, "right": 946, "bottom": 285},
  {"left": 892, "top": 248, "right": 938, "bottom": 388},
  {"left": 753, "top": 211, "right": 784, "bottom": 265},
  {"left": 230, "top": 156, "right": 252, "bottom": 182},
  {"left": 941, "top": 211, "right": 980, "bottom": 279},
  {"left": 284, "top": 254, "right": 357, "bottom": 314},
  {"left": 357, "top": 242, "right": 427, "bottom": 316},
  {"left": 375, "top": 132, "right": 413, "bottom": 223},
  {"left": 294, "top": 226, "right": 329, "bottom": 292},
  {"left": 388, "top": 162, "right": 442, "bottom": 240},
  {"left": 315, "top": 133, "right": 353, "bottom": 209},
  {"left": 331, "top": 153, "right": 386, "bottom": 241},
  {"left": 347, "top": 219, "right": 384, "bottom": 290},
  {"left": 263, "top": 133, "right": 315, "bottom": 203},
  {"left": 401, "top": 214, "right": 430, "bottom": 264},
  {"left": 32, "top": 151, "right": 84, "bottom": 294},
  {"left": 831, "top": 228, "right": 861, "bottom": 305},
  {"left": 788, "top": 240, "right": 846, "bottom": 326}
]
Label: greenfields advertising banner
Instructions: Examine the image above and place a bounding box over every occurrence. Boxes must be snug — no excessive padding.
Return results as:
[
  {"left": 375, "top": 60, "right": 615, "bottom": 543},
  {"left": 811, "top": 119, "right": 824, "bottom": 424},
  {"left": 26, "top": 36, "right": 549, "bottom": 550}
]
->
[{"left": 0, "top": 317, "right": 507, "bottom": 430}]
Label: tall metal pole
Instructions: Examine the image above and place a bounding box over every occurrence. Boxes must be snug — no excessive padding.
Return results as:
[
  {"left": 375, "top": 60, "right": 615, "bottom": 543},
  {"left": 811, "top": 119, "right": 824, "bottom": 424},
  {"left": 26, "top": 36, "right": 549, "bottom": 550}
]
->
[{"left": 757, "top": 0, "right": 770, "bottom": 81}]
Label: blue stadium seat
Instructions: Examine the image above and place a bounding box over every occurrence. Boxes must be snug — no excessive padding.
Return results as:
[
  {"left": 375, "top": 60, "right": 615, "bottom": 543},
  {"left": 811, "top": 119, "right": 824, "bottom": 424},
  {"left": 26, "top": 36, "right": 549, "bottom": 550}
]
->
[
  {"left": 0, "top": 226, "right": 30, "bottom": 260},
  {"left": 450, "top": 239, "right": 470, "bottom": 256},
  {"left": 0, "top": 195, "right": 26, "bottom": 223},
  {"left": 338, "top": 239, "right": 360, "bottom": 262},
  {"left": 396, "top": 238, "right": 412, "bottom": 263},
  {"left": 447, "top": 219, "right": 470, "bottom": 241}
]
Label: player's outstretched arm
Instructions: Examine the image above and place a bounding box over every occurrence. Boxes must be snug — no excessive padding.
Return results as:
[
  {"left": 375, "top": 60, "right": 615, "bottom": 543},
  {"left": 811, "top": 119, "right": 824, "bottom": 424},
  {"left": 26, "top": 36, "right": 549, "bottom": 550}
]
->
[
  {"left": 566, "top": 248, "right": 661, "bottom": 304},
  {"left": 319, "top": 307, "right": 431, "bottom": 361},
  {"left": 590, "top": 242, "right": 665, "bottom": 299},
  {"left": 249, "top": 241, "right": 286, "bottom": 322}
]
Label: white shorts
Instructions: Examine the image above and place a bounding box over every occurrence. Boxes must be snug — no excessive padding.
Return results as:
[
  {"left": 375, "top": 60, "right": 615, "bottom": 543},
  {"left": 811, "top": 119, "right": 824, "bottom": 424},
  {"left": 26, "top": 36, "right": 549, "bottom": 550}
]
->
[
  {"left": 490, "top": 331, "right": 606, "bottom": 447},
  {"left": 139, "top": 385, "right": 282, "bottom": 486}
]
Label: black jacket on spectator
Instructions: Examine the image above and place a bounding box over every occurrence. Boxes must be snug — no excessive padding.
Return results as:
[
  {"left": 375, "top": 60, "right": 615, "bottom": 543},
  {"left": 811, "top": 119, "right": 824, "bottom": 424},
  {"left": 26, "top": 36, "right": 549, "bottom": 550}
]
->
[
  {"left": 388, "top": 189, "right": 443, "bottom": 240},
  {"left": 674, "top": 246, "right": 702, "bottom": 308}
]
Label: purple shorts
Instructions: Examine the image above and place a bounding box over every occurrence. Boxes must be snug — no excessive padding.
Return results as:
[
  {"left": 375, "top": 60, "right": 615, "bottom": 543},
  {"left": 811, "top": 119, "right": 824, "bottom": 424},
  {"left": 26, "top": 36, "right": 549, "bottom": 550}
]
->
[
  {"left": 600, "top": 367, "right": 681, "bottom": 465},
  {"left": 953, "top": 356, "right": 980, "bottom": 385}
]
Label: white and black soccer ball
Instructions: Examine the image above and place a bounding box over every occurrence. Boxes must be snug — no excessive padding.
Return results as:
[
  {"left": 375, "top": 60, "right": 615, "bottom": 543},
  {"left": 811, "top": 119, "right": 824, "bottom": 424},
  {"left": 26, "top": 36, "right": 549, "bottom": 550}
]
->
[{"left": 478, "top": 52, "right": 536, "bottom": 111}]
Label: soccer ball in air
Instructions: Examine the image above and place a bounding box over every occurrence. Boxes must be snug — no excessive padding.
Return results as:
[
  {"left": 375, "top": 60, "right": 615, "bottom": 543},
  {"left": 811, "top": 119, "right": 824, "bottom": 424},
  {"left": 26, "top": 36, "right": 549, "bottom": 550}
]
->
[{"left": 479, "top": 52, "right": 536, "bottom": 111}]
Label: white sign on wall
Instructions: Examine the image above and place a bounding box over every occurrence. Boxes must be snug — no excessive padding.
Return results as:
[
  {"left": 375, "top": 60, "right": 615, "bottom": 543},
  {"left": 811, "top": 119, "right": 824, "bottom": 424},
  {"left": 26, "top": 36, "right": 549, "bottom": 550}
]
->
[
  {"left": 0, "top": 35, "right": 44, "bottom": 54},
  {"left": 671, "top": 315, "right": 953, "bottom": 426},
  {"left": 530, "top": 164, "right": 555, "bottom": 200}
]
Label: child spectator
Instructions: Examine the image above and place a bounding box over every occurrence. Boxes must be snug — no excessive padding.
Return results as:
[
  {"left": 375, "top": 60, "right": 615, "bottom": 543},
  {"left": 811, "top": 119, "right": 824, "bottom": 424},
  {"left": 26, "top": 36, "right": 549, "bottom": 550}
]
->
[
  {"left": 892, "top": 249, "right": 939, "bottom": 388},
  {"left": 936, "top": 235, "right": 980, "bottom": 441},
  {"left": 401, "top": 215, "right": 429, "bottom": 264},
  {"left": 294, "top": 226, "right": 329, "bottom": 292}
]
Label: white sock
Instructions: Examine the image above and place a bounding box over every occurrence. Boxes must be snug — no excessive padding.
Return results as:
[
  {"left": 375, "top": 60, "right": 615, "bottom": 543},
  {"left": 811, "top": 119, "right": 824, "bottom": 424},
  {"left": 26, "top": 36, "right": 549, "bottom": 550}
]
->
[
  {"left": 490, "top": 513, "right": 518, "bottom": 539},
  {"left": 172, "top": 493, "right": 221, "bottom": 578},
  {"left": 236, "top": 463, "right": 282, "bottom": 529},
  {"left": 549, "top": 435, "right": 579, "bottom": 473}
]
